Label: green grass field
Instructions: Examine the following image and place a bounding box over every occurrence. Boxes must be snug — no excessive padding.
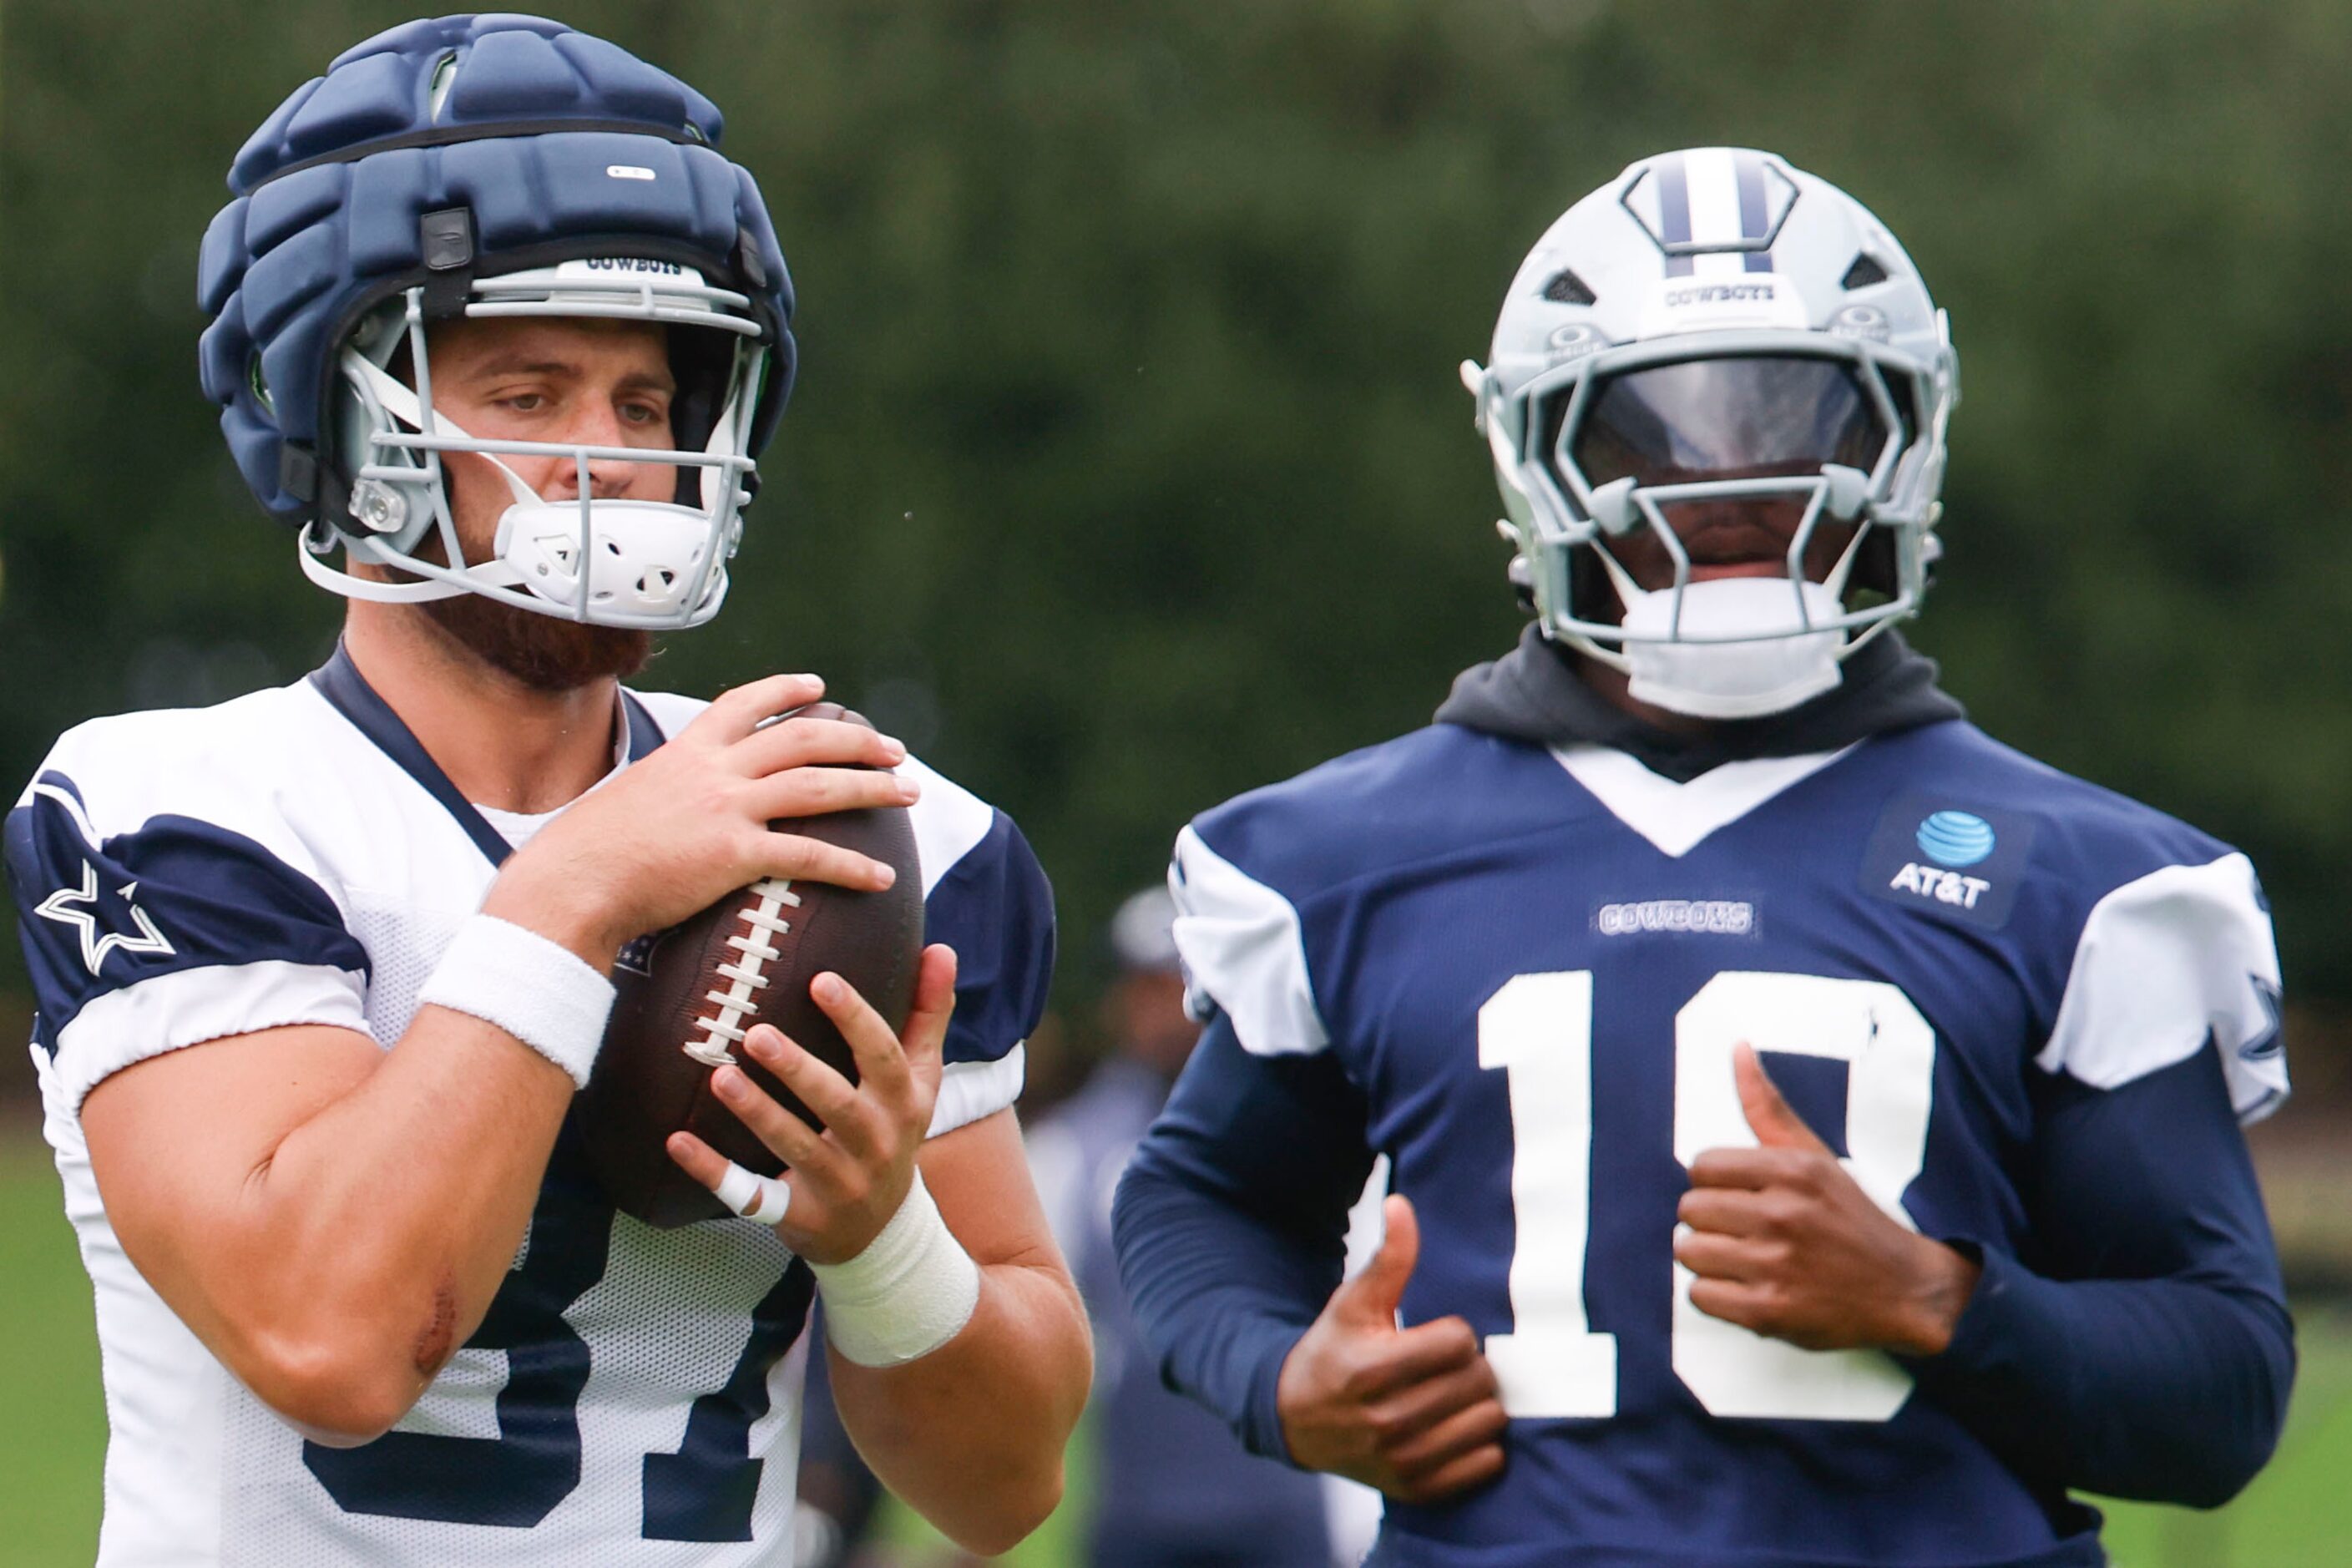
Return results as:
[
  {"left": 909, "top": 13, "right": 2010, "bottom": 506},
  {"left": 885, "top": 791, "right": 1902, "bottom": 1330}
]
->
[{"left": 3, "top": 1133, "right": 2344, "bottom": 1566}]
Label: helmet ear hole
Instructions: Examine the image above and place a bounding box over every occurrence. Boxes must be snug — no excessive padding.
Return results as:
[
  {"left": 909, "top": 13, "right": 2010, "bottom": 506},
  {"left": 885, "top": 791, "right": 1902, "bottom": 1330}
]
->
[{"left": 1879, "top": 368, "right": 1921, "bottom": 446}]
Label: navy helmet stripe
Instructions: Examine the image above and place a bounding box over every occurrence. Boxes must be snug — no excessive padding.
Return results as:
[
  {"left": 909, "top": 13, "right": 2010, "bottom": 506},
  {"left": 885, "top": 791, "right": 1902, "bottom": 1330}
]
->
[
  {"left": 1655, "top": 154, "right": 1696, "bottom": 277},
  {"left": 1735, "top": 151, "right": 1776, "bottom": 271},
  {"left": 1734, "top": 152, "right": 1770, "bottom": 241}
]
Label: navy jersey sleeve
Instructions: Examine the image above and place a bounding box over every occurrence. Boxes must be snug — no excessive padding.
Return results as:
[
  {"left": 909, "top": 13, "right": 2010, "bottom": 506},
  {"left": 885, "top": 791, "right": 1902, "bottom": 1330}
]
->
[
  {"left": 1908, "top": 1039, "right": 2294, "bottom": 1506},
  {"left": 5, "top": 769, "right": 372, "bottom": 1110},
  {"left": 1113, "top": 1016, "right": 1376, "bottom": 1461},
  {"left": 918, "top": 805, "right": 1055, "bottom": 1134}
]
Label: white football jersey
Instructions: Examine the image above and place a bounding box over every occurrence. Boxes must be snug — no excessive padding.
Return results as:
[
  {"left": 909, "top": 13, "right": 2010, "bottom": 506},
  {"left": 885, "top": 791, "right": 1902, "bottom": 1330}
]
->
[{"left": 4, "top": 649, "right": 1055, "bottom": 1566}]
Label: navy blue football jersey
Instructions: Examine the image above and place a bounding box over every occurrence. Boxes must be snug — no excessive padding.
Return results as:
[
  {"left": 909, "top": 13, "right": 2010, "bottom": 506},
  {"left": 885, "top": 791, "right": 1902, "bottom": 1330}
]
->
[{"left": 1152, "top": 718, "right": 2284, "bottom": 1567}]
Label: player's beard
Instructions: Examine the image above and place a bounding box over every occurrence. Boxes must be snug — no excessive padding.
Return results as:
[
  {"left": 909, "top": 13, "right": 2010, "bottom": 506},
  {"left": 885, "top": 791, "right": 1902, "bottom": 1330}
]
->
[
  {"left": 415, "top": 461, "right": 656, "bottom": 692},
  {"left": 421, "top": 591, "right": 654, "bottom": 693}
]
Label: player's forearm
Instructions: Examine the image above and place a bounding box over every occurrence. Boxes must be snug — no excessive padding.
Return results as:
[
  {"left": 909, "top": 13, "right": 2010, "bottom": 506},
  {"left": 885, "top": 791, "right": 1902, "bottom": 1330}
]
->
[
  {"left": 1906, "top": 1252, "right": 2293, "bottom": 1505},
  {"left": 1110, "top": 1023, "right": 1369, "bottom": 1459},
  {"left": 827, "top": 1257, "right": 1090, "bottom": 1555},
  {"left": 200, "top": 1011, "right": 574, "bottom": 1439},
  {"left": 1111, "top": 1156, "right": 1340, "bottom": 1460},
  {"left": 222, "top": 881, "right": 633, "bottom": 1435},
  {"left": 1905, "top": 1046, "right": 2294, "bottom": 1505}
]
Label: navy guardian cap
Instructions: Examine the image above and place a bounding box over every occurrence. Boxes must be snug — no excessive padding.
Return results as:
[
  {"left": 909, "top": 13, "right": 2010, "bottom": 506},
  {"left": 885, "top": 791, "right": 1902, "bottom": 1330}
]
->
[{"left": 199, "top": 14, "right": 796, "bottom": 628}]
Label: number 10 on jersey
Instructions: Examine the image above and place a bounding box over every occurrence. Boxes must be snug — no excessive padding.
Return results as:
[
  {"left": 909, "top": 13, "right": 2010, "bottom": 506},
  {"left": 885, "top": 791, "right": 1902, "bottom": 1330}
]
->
[{"left": 1479, "top": 969, "right": 1935, "bottom": 1424}]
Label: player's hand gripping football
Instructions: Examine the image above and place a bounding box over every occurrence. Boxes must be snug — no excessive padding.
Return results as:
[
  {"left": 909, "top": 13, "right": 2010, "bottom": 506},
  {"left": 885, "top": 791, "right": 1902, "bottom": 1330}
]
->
[
  {"left": 665, "top": 946, "right": 959, "bottom": 1264},
  {"left": 1677, "top": 1044, "right": 1982, "bottom": 1357},
  {"left": 1277, "top": 1195, "right": 1509, "bottom": 1503},
  {"left": 484, "top": 673, "right": 915, "bottom": 968}
]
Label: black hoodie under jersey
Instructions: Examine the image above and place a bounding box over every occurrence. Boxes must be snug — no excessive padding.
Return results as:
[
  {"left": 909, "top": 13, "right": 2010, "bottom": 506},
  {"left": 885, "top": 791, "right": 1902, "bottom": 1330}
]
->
[{"left": 1433, "top": 620, "right": 1965, "bottom": 781}]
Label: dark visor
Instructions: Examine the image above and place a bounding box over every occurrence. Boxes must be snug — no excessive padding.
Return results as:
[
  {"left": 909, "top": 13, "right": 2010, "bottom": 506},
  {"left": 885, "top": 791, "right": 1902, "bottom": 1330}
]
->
[{"left": 1569, "top": 356, "right": 1889, "bottom": 489}]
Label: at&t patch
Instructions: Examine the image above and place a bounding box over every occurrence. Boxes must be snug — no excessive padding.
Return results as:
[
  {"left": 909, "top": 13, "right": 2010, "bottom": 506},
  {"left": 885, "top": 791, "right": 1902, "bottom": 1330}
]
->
[{"left": 1861, "top": 795, "right": 2036, "bottom": 928}]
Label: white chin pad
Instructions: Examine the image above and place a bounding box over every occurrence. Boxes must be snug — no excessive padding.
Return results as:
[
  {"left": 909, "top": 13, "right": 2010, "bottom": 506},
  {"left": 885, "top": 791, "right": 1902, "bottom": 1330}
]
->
[
  {"left": 1620, "top": 577, "right": 1849, "bottom": 720},
  {"left": 494, "top": 500, "right": 716, "bottom": 619}
]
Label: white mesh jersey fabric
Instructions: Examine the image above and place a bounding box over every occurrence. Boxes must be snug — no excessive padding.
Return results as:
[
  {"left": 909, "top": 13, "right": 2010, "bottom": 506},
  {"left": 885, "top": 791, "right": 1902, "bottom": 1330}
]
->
[
  {"left": 217, "top": 1216, "right": 812, "bottom": 1565},
  {"left": 28, "top": 675, "right": 1024, "bottom": 1565}
]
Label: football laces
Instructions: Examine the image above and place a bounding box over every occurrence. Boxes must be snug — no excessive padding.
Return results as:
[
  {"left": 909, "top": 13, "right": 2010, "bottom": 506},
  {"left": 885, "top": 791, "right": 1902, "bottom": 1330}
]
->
[{"left": 685, "top": 880, "right": 804, "bottom": 1066}]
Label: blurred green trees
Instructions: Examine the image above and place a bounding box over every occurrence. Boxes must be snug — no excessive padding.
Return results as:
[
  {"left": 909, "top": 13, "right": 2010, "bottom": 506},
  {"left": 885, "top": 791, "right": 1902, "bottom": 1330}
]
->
[{"left": 4, "top": 0, "right": 2349, "bottom": 1004}]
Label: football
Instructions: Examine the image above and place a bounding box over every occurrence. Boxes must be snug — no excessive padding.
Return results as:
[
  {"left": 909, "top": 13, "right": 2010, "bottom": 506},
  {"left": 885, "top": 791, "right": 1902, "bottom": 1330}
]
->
[{"left": 576, "top": 704, "right": 927, "bottom": 1227}]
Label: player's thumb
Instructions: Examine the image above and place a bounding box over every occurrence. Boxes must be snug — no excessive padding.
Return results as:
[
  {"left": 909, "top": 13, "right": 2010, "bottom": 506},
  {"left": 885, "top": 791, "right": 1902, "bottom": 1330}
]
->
[
  {"left": 1333, "top": 1194, "right": 1420, "bottom": 1328},
  {"left": 1734, "top": 1044, "right": 1831, "bottom": 1154}
]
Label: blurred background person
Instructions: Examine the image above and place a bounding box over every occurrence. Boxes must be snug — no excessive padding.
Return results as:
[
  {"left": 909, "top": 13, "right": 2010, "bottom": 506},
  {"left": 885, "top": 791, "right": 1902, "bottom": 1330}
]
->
[{"left": 1029, "top": 888, "right": 1350, "bottom": 1568}]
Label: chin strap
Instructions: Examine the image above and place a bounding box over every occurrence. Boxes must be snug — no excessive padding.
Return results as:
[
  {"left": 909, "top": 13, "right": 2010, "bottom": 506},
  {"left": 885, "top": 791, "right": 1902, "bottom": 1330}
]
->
[{"left": 296, "top": 529, "right": 473, "bottom": 602}]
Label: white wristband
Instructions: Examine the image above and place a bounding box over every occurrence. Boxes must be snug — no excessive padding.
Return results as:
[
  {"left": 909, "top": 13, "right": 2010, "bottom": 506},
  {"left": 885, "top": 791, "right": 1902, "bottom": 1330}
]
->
[
  {"left": 811, "top": 1171, "right": 981, "bottom": 1367},
  {"left": 418, "top": 913, "right": 615, "bottom": 1090}
]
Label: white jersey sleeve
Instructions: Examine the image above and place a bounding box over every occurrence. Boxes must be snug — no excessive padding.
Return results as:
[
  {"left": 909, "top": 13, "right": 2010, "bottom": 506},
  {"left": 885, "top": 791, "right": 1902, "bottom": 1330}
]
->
[
  {"left": 5, "top": 706, "right": 372, "bottom": 1111},
  {"left": 2036, "top": 851, "right": 2288, "bottom": 1123},
  {"left": 1168, "top": 822, "right": 1328, "bottom": 1057}
]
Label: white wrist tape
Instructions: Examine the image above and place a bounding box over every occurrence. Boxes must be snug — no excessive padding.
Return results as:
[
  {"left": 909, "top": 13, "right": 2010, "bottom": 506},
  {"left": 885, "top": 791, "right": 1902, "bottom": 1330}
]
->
[
  {"left": 417, "top": 913, "right": 615, "bottom": 1090},
  {"left": 811, "top": 1171, "right": 981, "bottom": 1367}
]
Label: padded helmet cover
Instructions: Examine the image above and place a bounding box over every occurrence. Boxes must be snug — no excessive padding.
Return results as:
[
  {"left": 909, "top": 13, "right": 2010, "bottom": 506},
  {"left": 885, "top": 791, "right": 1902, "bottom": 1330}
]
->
[{"left": 198, "top": 13, "right": 796, "bottom": 524}]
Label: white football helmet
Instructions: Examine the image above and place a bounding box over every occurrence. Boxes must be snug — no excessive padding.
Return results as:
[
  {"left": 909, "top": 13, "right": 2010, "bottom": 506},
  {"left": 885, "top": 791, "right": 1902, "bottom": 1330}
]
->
[
  {"left": 1464, "top": 148, "right": 1959, "bottom": 716},
  {"left": 303, "top": 259, "right": 769, "bottom": 630}
]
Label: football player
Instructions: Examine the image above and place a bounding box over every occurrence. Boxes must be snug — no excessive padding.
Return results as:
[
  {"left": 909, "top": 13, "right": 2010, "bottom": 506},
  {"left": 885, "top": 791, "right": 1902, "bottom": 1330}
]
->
[
  {"left": 1114, "top": 149, "right": 2293, "bottom": 1566},
  {"left": 4, "top": 16, "right": 1085, "bottom": 1565}
]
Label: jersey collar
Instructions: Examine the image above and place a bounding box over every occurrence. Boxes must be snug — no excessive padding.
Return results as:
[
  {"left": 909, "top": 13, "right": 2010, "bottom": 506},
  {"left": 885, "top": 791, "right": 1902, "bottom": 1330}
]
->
[
  {"left": 1437, "top": 622, "right": 1962, "bottom": 783},
  {"left": 1551, "top": 742, "right": 1854, "bottom": 857},
  {"left": 307, "top": 642, "right": 661, "bottom": 867}
]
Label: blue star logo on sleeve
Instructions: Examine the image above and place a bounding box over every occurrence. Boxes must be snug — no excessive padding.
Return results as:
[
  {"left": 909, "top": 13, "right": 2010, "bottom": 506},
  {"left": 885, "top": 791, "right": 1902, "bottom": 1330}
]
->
[{"left": 35, "top": 861, "right": 177, "bottom": 976}]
